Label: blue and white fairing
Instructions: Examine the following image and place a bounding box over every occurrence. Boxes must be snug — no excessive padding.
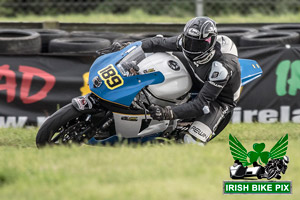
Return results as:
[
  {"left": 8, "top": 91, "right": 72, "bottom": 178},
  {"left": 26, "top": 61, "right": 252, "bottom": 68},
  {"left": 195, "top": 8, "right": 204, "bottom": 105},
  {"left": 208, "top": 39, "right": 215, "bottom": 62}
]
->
[
  {"left": 88, "top": 41, "right": 164, "bottom": 107},
  {"left": 239, "top": 59, "right": 263, "bottom": 86},
  {"left": 88, "top": 41, "right": 262, "bottom": 108},
  {"left": 86, "top": 41, "right": 263, "bottom": 144}
]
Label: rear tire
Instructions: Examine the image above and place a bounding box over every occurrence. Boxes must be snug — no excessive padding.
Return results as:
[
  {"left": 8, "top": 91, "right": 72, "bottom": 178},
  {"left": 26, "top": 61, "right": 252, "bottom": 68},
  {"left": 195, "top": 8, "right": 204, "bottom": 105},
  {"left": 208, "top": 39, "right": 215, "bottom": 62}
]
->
[{"left": 36, "top": 103, "right": 83, "bottom": 148}]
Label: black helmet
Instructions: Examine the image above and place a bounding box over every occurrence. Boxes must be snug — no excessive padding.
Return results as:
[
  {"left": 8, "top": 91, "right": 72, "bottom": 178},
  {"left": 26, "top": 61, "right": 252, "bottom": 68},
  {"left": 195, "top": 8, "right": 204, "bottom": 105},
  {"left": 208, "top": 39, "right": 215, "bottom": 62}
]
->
[{"left": 181, "top": 17, "right": 218, "bottom": 65}]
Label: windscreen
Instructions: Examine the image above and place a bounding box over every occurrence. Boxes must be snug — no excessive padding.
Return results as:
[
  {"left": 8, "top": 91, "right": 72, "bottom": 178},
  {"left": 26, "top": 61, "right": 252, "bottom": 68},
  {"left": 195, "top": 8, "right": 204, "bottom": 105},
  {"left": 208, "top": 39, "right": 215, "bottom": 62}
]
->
[{"left": 119, "top": 45, "right": 146, "bottom": 65}]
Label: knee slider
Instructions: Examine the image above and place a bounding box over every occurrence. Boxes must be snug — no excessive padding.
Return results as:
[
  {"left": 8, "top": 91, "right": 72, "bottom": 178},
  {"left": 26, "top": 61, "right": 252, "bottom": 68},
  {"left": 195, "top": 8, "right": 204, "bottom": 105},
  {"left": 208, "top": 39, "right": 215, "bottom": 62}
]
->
[{"left": 188, "top": 121, "right": 213, "bottom": 143}]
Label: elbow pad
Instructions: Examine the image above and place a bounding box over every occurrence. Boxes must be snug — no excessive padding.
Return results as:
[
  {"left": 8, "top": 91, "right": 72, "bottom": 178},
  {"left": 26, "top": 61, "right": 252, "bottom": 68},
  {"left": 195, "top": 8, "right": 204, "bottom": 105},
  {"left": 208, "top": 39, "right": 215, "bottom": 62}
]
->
[{"left": 209, "top": 61, "right": 229, "bottom": 82}]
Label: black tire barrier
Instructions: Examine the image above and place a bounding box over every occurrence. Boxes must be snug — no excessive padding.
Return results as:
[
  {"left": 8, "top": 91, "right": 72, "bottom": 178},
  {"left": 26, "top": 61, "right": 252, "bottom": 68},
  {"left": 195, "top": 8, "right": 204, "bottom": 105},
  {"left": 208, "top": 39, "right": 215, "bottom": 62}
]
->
[
  {"left": 128, "top": 32, "right": 179, "bottom": 40},
  {"left": 0, "top": 29, "right": 41, "bottom": 54},
  {"left": 240, "top": 32, "right": 299, "bottom": 47},
  {"left": 113, "top": 37, "right": 139, "bottom": 44},
  {"left": 26, "top": 29, "right": 69, "bottom": 53},
  {"left": 217, "top": 27, "right": 258, "bottom": 46},
  {"left": 48, "top": 37, "right": 111, "bottom": 53},
  {"left": 259, "top": 24, "right": 300, "bottom": 34},
  {"left": 70, "top": 31, "right": 127, "bottom": 43}
]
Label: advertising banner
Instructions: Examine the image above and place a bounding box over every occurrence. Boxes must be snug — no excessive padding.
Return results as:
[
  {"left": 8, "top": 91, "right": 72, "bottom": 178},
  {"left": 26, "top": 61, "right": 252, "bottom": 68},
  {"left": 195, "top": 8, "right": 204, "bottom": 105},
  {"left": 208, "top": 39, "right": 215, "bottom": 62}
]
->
[
  {"left": 0, "top": 54, "right": 95, "bottom": 127},
  {"left": 236, "top": 45, "right": 300, "bottom": 123},
  {"left": 0, "top": 45, "right": 300, "bottom": 127}
]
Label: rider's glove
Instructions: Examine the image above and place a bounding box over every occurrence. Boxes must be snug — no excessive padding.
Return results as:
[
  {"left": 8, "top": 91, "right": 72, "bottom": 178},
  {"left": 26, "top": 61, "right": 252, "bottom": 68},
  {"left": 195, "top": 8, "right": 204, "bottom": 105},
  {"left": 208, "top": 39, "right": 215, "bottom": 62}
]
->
[
  {"left": 111, "top": 42, "right": 122, "bottom": 52},
  {"left": 149, "top": 105, "right": 175, "bottom": 121},
  {"left": 111, "top": 41, "right": 131, "bottom": 52},
  {"left": 97, "top": 41, "right": 129, "bottom": 55}
]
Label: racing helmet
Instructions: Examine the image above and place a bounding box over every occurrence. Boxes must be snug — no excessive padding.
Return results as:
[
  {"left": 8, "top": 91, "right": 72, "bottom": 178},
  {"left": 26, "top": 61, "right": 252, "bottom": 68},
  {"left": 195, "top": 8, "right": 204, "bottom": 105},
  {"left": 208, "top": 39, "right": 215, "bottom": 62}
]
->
[{"left": 181, "top": 17, "right": 218, "bottom": 65}]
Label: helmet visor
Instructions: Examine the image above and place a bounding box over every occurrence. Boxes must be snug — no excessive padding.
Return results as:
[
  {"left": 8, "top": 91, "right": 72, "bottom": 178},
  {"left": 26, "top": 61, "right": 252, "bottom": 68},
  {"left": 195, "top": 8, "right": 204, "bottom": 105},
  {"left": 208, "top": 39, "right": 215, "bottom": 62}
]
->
[{"left": 182, "top": 35, "right": 212, "bottom": 54}]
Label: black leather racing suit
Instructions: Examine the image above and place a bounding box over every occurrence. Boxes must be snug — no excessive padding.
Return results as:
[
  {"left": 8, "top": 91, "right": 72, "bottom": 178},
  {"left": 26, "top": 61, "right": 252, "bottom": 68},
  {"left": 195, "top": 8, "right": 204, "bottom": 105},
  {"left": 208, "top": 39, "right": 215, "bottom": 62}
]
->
[{"left": 142, "top": 35, "right": 241, "bottom": 137}]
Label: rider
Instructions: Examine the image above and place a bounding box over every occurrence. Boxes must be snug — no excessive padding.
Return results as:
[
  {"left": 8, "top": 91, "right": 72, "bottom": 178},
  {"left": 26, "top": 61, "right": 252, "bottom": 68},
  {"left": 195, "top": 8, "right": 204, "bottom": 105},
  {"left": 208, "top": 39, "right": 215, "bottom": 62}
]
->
[{"left": 142, "top": 17, "right": 241, "bottom": 144}]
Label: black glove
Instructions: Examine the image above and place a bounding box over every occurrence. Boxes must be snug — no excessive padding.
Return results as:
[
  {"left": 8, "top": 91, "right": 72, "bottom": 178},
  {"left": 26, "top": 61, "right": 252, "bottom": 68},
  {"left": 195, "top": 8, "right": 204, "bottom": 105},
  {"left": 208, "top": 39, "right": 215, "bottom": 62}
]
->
[
  {"left": 97, "top": 42, "right": 128, "bottom": 55},
  {"left": 111, "top": 42, "right": 131, "bottom": 52},
  {"left": 149, "top": 105, "right": 174, "bottom": 121}
]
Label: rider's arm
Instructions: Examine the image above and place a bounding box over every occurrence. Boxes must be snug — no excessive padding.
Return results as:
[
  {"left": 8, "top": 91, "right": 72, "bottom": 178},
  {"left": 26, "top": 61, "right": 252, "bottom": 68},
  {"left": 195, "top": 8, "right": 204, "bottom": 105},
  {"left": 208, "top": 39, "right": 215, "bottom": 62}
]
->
[
  {"left": 141, "top": 35, "right": 181, "bottom": 53},
  {"left": 171, "top": 61, "right": 230, "bottom": 119}
]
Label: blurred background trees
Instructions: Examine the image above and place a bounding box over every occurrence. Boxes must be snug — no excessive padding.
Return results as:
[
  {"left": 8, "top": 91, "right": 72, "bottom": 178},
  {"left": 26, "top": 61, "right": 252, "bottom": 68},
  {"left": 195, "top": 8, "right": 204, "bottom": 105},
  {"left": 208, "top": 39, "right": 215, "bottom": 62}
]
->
[{"left": 0, "top": 0, "right": 299, "bottom": 17}]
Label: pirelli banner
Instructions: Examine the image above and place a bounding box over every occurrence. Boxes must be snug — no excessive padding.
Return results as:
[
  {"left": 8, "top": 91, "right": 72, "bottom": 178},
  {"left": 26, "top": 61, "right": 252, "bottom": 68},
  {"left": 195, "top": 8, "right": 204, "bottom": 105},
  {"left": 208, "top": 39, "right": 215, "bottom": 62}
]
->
[
  {"left": 0, "top": 45, "right": 300, "bottom": 127},
  {"left": 236, "top": 44, "right": 300, "bottom": 123}
]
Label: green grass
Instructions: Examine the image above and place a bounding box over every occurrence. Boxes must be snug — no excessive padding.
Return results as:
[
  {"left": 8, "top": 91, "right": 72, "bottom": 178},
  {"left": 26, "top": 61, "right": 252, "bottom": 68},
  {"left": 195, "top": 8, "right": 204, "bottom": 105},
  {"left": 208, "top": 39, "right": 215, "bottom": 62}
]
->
[
  {"left": 1, "top": 10, "right": 300, "bottom": 23},
  {"left": 0, "top": 123, "right": 299, "bottom": 200}
]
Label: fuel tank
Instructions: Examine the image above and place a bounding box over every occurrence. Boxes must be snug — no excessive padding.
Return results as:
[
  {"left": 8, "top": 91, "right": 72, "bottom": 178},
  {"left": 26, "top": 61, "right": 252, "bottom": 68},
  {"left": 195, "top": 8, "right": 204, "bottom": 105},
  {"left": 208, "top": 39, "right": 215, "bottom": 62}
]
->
[{"left": 138, "top": 53, "right": 192, "bottom": 102}]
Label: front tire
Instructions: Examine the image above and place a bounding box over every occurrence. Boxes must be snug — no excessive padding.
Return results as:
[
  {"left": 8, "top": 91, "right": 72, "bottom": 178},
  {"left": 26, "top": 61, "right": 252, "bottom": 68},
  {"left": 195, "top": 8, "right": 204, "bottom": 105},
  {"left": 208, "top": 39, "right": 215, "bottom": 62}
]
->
[{"left": 36, "top": 103, "right": 83, "bottom": 148}]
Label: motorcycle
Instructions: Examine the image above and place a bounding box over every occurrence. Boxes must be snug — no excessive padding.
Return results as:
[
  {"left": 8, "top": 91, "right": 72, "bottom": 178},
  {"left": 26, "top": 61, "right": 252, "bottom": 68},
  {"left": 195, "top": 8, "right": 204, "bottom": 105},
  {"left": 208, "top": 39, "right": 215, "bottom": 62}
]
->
[{"left": 36, "top": 41, "right": 262, "bottom": 147}]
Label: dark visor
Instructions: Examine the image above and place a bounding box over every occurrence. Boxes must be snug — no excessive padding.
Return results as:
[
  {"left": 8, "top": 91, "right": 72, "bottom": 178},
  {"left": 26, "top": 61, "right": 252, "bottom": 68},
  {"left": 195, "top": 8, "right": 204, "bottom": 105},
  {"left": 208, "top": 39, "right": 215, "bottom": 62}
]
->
[{"left": 182, "top": 35, "right": 212, "bottom": 54}]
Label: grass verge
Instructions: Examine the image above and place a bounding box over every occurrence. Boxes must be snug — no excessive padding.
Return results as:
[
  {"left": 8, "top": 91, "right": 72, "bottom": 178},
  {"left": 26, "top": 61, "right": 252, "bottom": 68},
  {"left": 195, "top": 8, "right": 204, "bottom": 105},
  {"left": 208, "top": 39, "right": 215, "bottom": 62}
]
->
[{"left": 0, "top": 123, "right": 299, "bottom": 200}]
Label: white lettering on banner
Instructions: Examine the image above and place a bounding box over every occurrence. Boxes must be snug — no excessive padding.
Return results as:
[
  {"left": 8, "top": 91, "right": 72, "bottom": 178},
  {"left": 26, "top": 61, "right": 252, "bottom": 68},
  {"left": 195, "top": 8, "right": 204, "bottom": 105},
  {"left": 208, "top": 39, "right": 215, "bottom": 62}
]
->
[
  {"left": 244, "top": 110, "right": 258, "bottom": 123},
  {"left": 37, "top": 116, "right": 48, "bottom": 127},
  {"left": 258, "top": 109, "right": 278, "bottom": 123},
  {"left": 232, "top": 106, "right": 300, "bottom": 123},
  {"left": 292, "top": 109, "right": 300, "bottom": 123},
  {"left": 0, "top": 116, "right": 27, "bottom": 128},
  {"left": 280, "top": 106, "right": 290, "bottom": 123},
  {"left": 231, "top": 107, "right": 241, "bottom": 123},
  {"left": 0, "top": 116, "right": 47, "bottom": 128}
]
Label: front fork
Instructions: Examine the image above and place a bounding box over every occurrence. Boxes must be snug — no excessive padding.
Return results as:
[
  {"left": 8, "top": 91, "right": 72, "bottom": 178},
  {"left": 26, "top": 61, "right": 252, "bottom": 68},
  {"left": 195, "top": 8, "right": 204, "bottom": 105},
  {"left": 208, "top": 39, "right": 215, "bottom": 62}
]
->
[{"left": 71, "top": 93, "right": 111, "bottom": 142}]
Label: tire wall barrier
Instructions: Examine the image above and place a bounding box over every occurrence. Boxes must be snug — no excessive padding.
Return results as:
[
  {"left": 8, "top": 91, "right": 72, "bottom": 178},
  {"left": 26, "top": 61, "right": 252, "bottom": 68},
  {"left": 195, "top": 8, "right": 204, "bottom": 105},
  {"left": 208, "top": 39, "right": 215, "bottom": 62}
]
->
[
  {"left": 0, "top": 25, "right": 300, "bottom": 127},
  {"left": 1, "top": 25, "right": 300, "bottom": 54}
]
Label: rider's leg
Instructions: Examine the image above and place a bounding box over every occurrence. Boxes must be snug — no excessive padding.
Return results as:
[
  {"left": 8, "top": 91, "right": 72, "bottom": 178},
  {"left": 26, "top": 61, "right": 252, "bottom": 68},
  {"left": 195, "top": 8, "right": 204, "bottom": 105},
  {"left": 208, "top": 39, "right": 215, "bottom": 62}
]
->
[{"left": 183, "top": 101, "right": 232, "bottom": 144}]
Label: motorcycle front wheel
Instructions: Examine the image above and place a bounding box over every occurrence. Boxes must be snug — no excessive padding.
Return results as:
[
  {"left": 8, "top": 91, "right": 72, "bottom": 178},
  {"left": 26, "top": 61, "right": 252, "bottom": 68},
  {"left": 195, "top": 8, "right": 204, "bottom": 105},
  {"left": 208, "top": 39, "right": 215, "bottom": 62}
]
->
[{"left": 36, "top": 103, "right": 90, "bottom": 148}]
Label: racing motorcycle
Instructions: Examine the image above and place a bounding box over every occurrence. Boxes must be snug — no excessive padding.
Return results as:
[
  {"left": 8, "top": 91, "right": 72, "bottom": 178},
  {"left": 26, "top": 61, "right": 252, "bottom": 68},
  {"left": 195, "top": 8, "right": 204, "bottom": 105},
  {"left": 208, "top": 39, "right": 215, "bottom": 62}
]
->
[{"left": 36, "top": 41, "right": 262, "bottom": 147}]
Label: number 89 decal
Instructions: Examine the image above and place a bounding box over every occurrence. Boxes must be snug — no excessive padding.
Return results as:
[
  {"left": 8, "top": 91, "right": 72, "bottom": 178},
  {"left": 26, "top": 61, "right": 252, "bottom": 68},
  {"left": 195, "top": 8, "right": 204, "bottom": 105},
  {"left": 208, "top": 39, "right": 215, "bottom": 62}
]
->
[{"left": 98, "top": 64, "right": 124, "bottom": 90}]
